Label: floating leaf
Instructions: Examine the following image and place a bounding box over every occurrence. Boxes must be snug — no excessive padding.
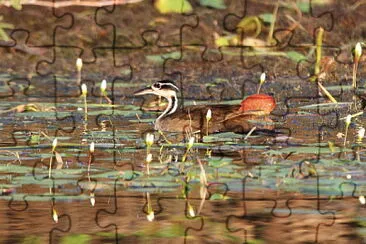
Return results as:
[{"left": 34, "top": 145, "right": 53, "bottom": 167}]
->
[
  {"left": 146, "top": 51, "right": 181, "bottom": 64},
  {"left": 199, "top": 0, "right": 226, "bottom": 9},
  {"left": 286, "top": 51, "right": 306, "bottom": 62},
  {"left": 259, "top": 13, "right": 273, "bottom": 24},
  {"left": 210, "top": 193, "right": 229, "bottom": 200},
  {"left": 208, "top": 157, "right": 232, "bottom": 168},
  {"left": 297, "top": 2, "right": 310, "bottom": 13}
]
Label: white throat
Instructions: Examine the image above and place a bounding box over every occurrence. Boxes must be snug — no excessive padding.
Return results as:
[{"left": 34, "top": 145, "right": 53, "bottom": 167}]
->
[{"left": 154, "top": 94, "right": 178, "bottom": 130}]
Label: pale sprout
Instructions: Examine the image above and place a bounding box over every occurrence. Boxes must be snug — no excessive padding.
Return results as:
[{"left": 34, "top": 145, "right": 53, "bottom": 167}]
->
[
  {"left": 101, "top": 79, "right": 107, "bottom": 93},
  {"left": 52, "top": 138, "right": 58, "bottom": 152},
  {"left": 145, "top": 133, "right": 154, "bottom": 147},
  {"left": 359, "top": 195, "right": 365, "bottom": 205},
  {"left": 260, "top": 72, "right": 266, "bottom": 84},
  {"left": 206, "top": 109, "right": 212, "bottom": 121},
  {"left": 76, "top": 58, "right": 83, "bottom": 71},
  {"left": 146, "top": 153, "right": 153, "bottom": 163},
  {"left": 147, "top": 211, "right": 155, "bottom": 221},
  {"left": 89, "top": 142, "right": 95, "bottom": 153},
  {"left": 355, "top": 42, "right": 362, "bottom": 60},
  {"left": 81, "top": 83, "right": 87, "bottom": 96}
]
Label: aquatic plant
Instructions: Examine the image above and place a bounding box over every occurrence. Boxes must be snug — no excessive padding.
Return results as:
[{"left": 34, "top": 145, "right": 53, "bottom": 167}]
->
[
  {"left": 100, "top": 79, "right": 112, "bottom": 104},
  {"left": 48, "top": 138, "right": 57, "bottom": 178},
  {"left": 206, "top": 109, "right": 211, "bottom": 136},
  {"left": 81, "top": 83, "right": 88, "bottom": 123},
  {"left": 352, "top": 42, "right": 362, "bottom": 89},
  {"left": 76, "top": 58, "right": 83, "bottom": 85},
  {"left": 343, "top": 114, "right": 352, "bottom": 148},
  {"left": 257, "top": 72, "right": 266, "bottom": 94}
]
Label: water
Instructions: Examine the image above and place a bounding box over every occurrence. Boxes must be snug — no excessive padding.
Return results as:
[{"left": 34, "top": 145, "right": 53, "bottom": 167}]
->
[{"left": 0, "top": 75, "right": 365, "bottom": 243}]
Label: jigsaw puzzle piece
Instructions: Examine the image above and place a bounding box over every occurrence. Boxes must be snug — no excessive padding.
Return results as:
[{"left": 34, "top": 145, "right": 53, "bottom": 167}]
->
[
  {"left": 96, "top": 1, "right": 198, "bottom": 47},
  {"left": 0, "top": 2, "right": 73, "bottom": 47}
]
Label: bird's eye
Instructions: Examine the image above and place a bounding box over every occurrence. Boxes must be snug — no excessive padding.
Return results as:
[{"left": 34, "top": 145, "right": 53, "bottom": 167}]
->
[{"left": 152, "top": 83, "right": 161, "bottom": 89}]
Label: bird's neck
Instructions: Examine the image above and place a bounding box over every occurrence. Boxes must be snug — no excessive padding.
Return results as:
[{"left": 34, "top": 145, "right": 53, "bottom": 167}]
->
[{"left": 155, "top": 94, "right": 178, "bottom": 127}]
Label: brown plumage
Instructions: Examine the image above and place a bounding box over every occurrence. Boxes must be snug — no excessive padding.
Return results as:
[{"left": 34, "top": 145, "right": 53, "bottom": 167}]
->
[{"left": 135, "top": 80, "right": 275, "bottom": 134}]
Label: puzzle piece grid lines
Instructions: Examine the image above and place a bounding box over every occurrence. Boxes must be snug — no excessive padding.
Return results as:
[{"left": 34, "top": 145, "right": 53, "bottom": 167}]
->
[{"left": 0, "top": 0, "right": 365, "bottom": 243}]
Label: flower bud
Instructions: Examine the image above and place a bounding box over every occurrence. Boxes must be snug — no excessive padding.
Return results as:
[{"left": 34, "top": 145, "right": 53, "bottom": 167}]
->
[
  {"left": 90, "top": 193, "right": 95, "bottom": 207},
  {"left": 81, "top": 83, "right": 87, "bottom": 96},
  {"left": 52, "top": 208, "right": 58, "bottom": 223},
  {"left": 90, "top": 142, "right": 95, "bottom": 154},
  {"left": 206, "top": 109, "right": 212, "bottom": 122},
  {"left": 260, "top": 72, "right": 266, "bottom": 84},
  {"left": 345, "top": 114, "right": 352, "bottom": 126},
  {"left": 76, "top": 58, "right": 83, "bottom": 71},
  {"left": 52, "top": 138, "right": 57, "bottom": 152},
  {"left": 145, "top": 133, "right": 154, "bottom": 147},
  {"left": 355, "top": 42, "right": 362, "bottom": 61},
  {"left": 101, "top": 79, "right": 107, "bottom": 93}
]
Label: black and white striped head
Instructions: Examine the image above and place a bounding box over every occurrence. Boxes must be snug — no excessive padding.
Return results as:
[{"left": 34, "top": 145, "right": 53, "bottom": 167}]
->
[{"left": 134, "top": 80, "right": 179, "bottom": 98}]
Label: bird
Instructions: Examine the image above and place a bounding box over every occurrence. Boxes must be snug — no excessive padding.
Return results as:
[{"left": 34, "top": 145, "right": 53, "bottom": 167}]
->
[{"left": 134, "top": 80, "right": 275, "bottom": 134}]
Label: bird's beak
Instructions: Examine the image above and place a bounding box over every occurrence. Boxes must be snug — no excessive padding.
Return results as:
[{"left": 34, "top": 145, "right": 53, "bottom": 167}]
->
[{"left": 134, "top": 86, "right": 154, "bottom": 96}]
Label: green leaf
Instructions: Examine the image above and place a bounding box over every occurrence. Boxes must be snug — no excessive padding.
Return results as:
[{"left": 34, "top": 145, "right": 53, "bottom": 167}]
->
[
  {"left": 296, "top": 2, "right": 310, "bottom": 13},
  {"left": 209, "top": 193, "right": 229, "bottom": 200},
  {"left": 11, "top": 0, "right": 22, "bottom": 10},
  {"left": 215, "top": 35, "right": 232, "bottom": 47},
  {"left": 199, "top": 0, "right": 226, "bottom": 9},
  {"left": 155, "top": 0, "right": 193, "bottom": 14},
  {"left": 286, "top": 51, "right": 306, "bottom": 62},
  {"left": 259, "top": 13, "right": 273, "bottom": 24},
  {"left": 0, "top": 28, "right": 9, "bottom": 41}
]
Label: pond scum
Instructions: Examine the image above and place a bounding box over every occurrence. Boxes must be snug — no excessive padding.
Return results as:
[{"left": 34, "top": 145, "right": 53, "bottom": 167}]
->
[{"left": 0, "top": 0, "right": 365, "bottom": 243}]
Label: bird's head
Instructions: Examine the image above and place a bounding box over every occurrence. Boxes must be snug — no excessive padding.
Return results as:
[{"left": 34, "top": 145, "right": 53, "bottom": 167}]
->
[{"left": 134, "top": 80, "right": 179, "bottom": 98}]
